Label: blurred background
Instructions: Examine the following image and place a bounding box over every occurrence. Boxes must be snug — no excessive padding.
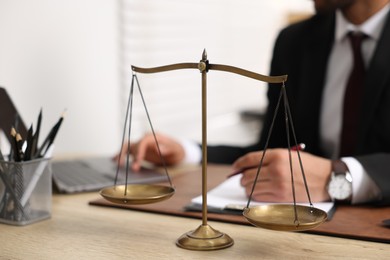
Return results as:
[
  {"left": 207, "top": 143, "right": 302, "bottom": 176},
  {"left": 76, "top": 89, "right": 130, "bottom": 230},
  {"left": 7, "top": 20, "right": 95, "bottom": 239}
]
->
[{"left": 0, "top": 0, "right": 313, "bottom": 158}]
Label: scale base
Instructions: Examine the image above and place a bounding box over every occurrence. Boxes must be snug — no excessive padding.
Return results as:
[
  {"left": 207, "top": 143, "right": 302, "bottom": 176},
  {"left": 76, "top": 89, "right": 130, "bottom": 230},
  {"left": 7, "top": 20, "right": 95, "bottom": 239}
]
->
[{"left": 176, "top": 224, "right": 234, "bottom": 251}]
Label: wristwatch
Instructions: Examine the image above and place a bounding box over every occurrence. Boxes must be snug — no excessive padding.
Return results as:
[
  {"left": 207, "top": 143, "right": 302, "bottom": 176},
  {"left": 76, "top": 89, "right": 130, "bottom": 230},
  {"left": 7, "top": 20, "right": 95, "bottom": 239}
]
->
[{"left": 327, "top": 160, "right": 352, "bottom": 203}]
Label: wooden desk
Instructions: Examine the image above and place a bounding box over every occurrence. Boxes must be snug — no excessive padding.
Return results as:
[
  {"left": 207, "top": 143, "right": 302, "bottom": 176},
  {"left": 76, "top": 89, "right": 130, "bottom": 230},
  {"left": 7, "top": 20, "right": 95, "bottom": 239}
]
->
[
  {"left": 1, "top": 166, "right": 390, "bottom": 259},
  {"left": 1, "top": 192, "right": 389, "bottom": 259},
  {"left": 91, "top": 164, "right": 390, "bottom": 243}
]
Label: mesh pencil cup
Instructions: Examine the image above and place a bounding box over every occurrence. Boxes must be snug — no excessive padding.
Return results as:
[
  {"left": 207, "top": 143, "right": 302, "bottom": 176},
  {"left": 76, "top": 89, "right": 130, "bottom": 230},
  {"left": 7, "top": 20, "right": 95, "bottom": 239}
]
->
[{"left": 0, "top": 158, "right": 52, "bottom": 225}]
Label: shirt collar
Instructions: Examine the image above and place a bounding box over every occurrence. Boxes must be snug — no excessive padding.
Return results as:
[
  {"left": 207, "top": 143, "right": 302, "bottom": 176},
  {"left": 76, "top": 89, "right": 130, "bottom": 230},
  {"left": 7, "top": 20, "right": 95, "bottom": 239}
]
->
[{"left": 335, "top": 4, "right": 390, "bottom": 42}]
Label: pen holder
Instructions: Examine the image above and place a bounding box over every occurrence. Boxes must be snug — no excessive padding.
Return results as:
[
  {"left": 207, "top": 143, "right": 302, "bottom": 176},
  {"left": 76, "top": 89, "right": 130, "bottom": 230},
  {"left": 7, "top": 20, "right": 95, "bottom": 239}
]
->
[{"left": 0, "top": 158, "right": 52, "bottom": 225}]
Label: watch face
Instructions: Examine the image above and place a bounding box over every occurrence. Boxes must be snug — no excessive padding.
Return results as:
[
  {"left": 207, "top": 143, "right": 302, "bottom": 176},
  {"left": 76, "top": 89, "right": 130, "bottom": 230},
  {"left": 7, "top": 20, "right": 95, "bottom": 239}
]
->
[{"left": 328, "top": 175, "right": 352, "bottom": 200}]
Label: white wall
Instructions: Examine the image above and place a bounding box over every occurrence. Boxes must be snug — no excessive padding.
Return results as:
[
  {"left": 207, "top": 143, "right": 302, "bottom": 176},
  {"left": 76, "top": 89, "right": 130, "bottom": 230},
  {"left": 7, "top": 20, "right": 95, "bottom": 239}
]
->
[
  {"left": 0, "top": 0, "right": 121, "bottom": 157},
  {"left": 0, "top": 0, "right": 313, "bottom": 157}
]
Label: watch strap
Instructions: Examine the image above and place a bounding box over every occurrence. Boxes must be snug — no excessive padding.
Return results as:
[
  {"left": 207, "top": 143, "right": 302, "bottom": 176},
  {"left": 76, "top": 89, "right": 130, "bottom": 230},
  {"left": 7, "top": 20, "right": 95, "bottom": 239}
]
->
[{"left": 332, "top": 159, "right": 349, "bottom": 174}]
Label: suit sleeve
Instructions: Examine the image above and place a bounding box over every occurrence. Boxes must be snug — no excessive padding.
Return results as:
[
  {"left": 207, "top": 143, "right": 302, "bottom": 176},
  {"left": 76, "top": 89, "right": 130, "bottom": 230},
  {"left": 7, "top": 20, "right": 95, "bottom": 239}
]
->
[{"left": 355, "top": 154, "right": 390, "bottom": 205}]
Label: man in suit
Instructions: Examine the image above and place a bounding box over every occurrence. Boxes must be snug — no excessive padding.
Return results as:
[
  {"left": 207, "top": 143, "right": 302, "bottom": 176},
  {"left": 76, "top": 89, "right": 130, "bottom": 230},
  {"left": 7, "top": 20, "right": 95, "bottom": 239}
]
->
[{"left": 117, "top": 0, "right": 390, "bottom": 206}]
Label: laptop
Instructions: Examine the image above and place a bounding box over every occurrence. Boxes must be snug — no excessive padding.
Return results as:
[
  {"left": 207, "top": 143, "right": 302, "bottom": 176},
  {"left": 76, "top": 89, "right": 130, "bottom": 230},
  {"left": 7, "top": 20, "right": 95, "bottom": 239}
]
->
[
  {"left": 51, "top": 157, "right": 168, "bottom": 193},
  {"left": 0, "top": 87, "right": 27, "bottom": 144}
]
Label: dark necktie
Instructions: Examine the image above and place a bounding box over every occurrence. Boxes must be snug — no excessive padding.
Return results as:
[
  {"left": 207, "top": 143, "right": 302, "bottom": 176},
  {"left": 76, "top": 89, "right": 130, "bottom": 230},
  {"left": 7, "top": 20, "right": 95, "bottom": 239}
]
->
[{"left": 340, "top": 32, "right": 366, "bottom": 156}]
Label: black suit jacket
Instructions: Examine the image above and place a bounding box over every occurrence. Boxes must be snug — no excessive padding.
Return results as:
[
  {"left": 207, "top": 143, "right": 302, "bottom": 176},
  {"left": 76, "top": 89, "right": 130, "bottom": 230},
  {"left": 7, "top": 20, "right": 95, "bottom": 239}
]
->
[{"left": 207, "top": 12, "right": 390, "bottom": 205}]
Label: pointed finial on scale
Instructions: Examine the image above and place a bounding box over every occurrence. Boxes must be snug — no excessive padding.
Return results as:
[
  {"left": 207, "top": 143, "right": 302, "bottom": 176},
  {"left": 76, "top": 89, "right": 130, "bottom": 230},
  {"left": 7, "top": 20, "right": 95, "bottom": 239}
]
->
[{"left": 202, "top": 49, "right": 207, "bottom": 61}]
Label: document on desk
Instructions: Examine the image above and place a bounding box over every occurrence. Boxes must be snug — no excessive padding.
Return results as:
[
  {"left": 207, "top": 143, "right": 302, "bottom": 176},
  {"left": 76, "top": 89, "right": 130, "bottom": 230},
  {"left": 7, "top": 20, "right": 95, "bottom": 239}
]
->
[{"left": 188, "top": 175, "right": 335, "bottom": 216}]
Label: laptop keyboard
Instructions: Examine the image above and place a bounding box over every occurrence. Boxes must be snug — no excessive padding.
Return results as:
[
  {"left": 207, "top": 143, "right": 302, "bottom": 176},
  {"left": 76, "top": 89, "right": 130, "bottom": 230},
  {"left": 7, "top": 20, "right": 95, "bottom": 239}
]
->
[
  {"left": 51, "top": 157, "right": 167, "bottom": 193},
  {"left": 52, "top": 160, "right": 115, "bottom": 193}
]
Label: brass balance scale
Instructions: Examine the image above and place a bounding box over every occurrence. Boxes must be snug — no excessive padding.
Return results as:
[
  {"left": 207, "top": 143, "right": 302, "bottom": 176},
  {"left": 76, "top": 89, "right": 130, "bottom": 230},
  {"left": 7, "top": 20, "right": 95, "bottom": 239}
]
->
[{"left": 100, "top": 50, "right": 327, "bottom": 250}]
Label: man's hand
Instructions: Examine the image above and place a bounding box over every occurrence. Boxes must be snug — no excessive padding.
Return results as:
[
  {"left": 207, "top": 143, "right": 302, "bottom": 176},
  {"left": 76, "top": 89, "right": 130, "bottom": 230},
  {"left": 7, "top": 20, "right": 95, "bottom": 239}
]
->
[
  {"left": 113, "top": 132, "right": 185, "bottom": 171},
  {"left": 232, "top": 149, "right": 332, "bottom": 203}
]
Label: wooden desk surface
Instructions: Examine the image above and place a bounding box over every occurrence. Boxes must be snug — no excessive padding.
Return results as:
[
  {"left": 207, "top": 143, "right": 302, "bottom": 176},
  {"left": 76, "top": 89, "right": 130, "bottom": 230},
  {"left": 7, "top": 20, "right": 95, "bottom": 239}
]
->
[
  {"left": 91, "top": 164, "right": 390, "bottom": 243},
  {"left": 1, "top": 168, "right": 390, "bottom": 259},
  {"left": 1, "top": 192, "right": 390, "bottom": 259}
]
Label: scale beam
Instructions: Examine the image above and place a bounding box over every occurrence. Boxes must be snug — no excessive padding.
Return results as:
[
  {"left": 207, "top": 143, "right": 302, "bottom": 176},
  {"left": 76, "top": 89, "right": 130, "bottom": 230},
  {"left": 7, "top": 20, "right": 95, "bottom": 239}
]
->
[
  {"left": 132, "top": 63, "right": 198, "bottom": 74},
  {"left": 131, "top": 63, "right": 287, "bottom": 84}
]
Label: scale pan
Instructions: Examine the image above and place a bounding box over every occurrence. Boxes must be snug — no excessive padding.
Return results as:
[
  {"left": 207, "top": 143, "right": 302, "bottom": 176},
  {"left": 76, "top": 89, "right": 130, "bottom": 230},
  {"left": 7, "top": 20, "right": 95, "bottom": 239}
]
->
[
  {"left": 100, "top": 184, "right": 175, "bottom": 205},
  {"left": 243, "top": 204, "right": 327, "bottom": 231}
]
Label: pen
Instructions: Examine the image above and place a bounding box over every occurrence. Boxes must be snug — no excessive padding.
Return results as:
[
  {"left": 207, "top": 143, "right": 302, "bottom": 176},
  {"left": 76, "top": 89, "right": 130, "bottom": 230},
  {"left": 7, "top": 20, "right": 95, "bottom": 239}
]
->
[{"left": 227, "top": 143, "right": 306, "bottom": 178}]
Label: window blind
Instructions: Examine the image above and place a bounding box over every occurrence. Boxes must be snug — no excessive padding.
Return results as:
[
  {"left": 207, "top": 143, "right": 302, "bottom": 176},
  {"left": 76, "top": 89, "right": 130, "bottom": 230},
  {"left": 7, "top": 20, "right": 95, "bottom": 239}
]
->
[{"left": 119, "top": 0, "right": 313, "bottom": 145}]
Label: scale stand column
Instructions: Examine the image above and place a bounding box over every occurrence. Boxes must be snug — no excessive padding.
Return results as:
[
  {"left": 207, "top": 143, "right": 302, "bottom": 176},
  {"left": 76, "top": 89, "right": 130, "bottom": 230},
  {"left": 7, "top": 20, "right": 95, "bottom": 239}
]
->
[{"left": 176, "top": 50, "right": 234, "bottom": 251}]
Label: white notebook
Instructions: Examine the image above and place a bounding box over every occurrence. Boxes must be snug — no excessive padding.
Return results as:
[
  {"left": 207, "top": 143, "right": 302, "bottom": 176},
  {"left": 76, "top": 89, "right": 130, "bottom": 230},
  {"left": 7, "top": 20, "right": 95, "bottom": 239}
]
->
[{"left": 190, "top": 174, "right": 335, "bottom": 215}]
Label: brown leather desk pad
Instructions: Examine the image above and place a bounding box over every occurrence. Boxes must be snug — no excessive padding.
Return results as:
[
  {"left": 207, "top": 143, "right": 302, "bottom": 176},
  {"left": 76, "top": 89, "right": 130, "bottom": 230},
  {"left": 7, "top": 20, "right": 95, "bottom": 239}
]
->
[{"left": 89, "top": 164, "right": 390, "bottom": 243}]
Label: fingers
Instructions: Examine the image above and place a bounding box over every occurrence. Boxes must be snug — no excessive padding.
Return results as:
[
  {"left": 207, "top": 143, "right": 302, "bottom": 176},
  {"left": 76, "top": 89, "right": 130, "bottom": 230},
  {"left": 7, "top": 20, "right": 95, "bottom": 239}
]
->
[
  {"left": 237, "top": 149, "right": 302, "bottom": 202},
  {"left": 232, "top": 151, "right": 264, "bottom": 171},
  {"left": 237, "top": 149, "right": 333, "bottom": 203},
  {"left": 240, "top": 166, "right": 302, "bottom": 203},
  {"left": 240, "top": 168, "right": 268, "bottom": 187},
  {"left": 133, "top": 135, "right": 155, "bottom": 170},
  {"left": 116, "top": 133, "right": 185, "bottom": 171},
  {"left": 112, "top": 141, "right": 131, "bottom": 167}
]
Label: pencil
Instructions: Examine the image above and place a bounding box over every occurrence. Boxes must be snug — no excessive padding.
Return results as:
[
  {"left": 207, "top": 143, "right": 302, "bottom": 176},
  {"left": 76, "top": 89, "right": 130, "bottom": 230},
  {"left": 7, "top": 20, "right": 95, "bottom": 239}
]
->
[
  {"left": 24, "top": 125, "right": 33, "bottom": 161},
  {"left": 0, "top": 144, "right": 4, "bottom": 161},
  {"left": 10, "top": 127, "right": 19, "bottom": 161},
  {"left": 15, "top": 133, "right": 24, "bottom": 161},
  {"left": 227, "top": 143, "right": 306, "bottom": 178},
  {"left": 36, "top": 110, "right": 66, "bottom": 158},
  {"left": 31, "top": 109, "right": 42, "bottom": 159},
  {"left": 44, "top": 110, "right": 65, "bottom": 155}
]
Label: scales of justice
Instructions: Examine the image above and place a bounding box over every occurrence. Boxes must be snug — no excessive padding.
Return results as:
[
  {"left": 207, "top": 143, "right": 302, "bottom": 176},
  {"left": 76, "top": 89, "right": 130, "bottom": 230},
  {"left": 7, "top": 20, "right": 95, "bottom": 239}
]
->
[{"left": 100, "top": 50, "right": 327, "bottom": 251}]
